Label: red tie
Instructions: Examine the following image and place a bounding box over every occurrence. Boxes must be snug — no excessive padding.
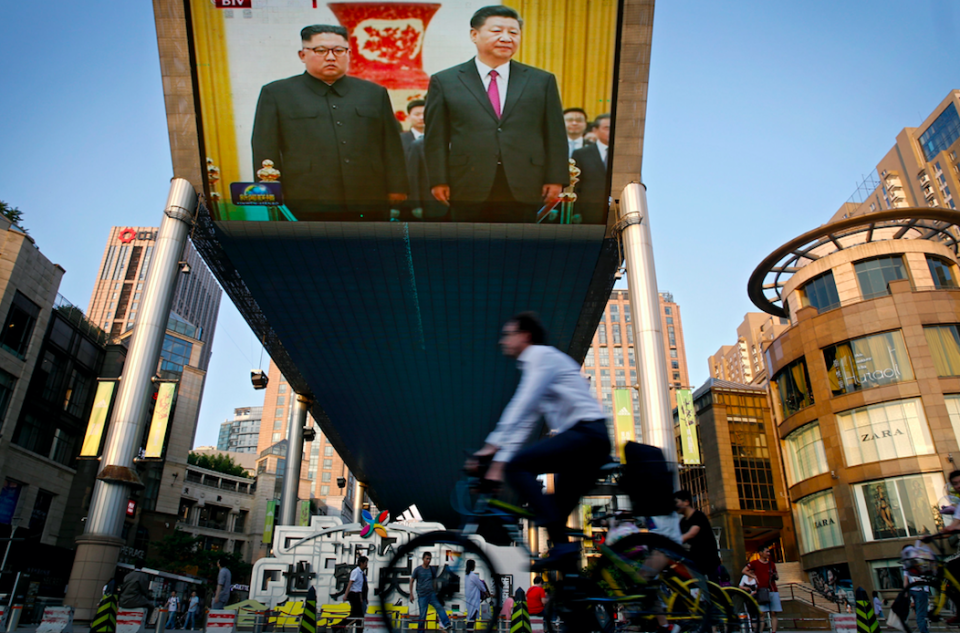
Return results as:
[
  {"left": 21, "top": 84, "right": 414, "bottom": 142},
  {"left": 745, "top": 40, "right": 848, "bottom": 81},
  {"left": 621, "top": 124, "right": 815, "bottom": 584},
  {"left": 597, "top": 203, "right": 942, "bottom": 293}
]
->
[{"left": 487, "top": 70, "right": 501, "bottom": 118}]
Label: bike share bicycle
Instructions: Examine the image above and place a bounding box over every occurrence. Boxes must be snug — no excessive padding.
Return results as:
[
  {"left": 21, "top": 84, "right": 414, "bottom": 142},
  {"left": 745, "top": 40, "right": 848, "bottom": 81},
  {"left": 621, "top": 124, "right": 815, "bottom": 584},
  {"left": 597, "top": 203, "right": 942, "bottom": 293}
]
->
[{"left": 375, "top": 443, "right": 758, "bottom": 633}]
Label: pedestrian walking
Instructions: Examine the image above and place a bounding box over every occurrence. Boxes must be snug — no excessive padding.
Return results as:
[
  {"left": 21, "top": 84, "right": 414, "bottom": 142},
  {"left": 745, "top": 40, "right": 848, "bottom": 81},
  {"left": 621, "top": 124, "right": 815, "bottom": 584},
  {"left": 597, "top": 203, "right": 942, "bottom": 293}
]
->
[
  {"left": 164, "top": 591, "right": 180, "bottom": 629},
  {"left": 409, "top": 552, "right": 451, "bottom": 630},
  {"left": 212, "top": 558, "right": 232, "bottom": 609},
  {"left": 903, "top": 544, "right": 931, "bottom": 633},
  {"left": 465, "top": 559, "right": 486, "bottom": 625},
  {"left": 742, "top": 545, "right": 781, "bottom": 633},
  {"left": 345, "top": 556, "right": 368, "bottom": 632},
  {"left": 184, "top": 591, "right": 200, "bottom": 630}
]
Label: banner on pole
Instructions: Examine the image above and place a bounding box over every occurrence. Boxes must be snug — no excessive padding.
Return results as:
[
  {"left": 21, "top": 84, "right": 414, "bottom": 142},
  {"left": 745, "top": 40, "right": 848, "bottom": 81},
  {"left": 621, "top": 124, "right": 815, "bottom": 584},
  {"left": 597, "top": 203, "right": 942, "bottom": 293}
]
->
[
  {"left": 263, "top": 500, "right": 277, "bottom": 544},
  {"left": 677, "top": 388, "right": 700, "bottom": 465},
  {"left": 612, "top": 389, "right": 636, "bottom": 460},
  {"left": 80, "top": 381, "right": 117, "bottom": 458},
  {"left": 298, "top": 500, "right": 311, "bottom": 527},
  {"left": 144, "top": 382, "right": 177, "bottom": 459}
]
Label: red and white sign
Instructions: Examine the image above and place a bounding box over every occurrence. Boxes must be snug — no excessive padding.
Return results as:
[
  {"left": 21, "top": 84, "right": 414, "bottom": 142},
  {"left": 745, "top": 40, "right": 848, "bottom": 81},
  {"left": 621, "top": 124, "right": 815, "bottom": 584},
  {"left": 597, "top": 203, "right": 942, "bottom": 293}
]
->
[
  {"left": 126, "top": 500, "right": 137, "bottom": 517},
  {"left": 206, "top": 610, "right": 237, "bottom": 633},
  {"left": 117, "top": 609, "right": 146, "bottom": 633}
]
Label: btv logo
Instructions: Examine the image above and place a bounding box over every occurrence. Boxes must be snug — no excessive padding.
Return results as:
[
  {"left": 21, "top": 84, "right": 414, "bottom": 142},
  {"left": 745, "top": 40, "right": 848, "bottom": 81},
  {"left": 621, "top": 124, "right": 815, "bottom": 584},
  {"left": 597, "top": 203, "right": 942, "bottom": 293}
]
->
[{"left": 215, "top": 0, "right": 251, "bottom": 7}]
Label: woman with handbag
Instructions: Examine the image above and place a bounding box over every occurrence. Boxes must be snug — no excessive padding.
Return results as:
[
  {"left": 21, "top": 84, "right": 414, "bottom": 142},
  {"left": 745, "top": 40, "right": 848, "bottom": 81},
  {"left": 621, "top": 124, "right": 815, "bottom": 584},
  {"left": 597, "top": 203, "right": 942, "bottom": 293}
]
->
[{"left": 742, "top": 545, "right": 781, "bottom": 633}]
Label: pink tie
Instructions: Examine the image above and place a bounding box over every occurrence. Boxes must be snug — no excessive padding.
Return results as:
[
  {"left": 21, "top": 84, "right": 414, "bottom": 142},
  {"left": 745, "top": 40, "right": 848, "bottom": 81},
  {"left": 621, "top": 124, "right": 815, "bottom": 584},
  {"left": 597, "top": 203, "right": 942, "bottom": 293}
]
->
[{"left": 487, "top": 70, "right": 501, "bottom": 118}]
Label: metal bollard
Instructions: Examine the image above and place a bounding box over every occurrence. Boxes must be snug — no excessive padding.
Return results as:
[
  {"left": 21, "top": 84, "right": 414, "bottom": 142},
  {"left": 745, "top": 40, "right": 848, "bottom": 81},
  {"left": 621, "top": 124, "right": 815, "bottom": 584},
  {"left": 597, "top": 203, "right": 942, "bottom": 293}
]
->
[{"left": 155, "top": 609, "right": 167, "bottom": 633}]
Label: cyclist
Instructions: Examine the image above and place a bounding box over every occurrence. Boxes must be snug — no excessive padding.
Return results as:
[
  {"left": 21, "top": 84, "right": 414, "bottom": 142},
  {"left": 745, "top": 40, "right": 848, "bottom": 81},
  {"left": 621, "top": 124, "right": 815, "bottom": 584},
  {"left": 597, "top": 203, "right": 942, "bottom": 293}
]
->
[
  {"left": 926, "top": 469, "right": 960, "bottom": 624},
  {"left": 465, "top": 312, "right": 611, "bottom": 570}
]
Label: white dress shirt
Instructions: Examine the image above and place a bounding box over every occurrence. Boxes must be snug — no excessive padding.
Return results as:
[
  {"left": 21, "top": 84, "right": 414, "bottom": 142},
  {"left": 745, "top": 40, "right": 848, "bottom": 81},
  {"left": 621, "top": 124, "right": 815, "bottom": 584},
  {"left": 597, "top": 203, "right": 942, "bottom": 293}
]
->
[
  {"left": 485, "top": 345, "right": 605, "bottom": 462},
  {"left": 596, "top": 140, "right": 609, "bottom": 165},
  {"left": 411, "top": 128, "right": 424, "bottom": 141},
  {"left": 347, "top": 566, "right": 365, "bottom": 594},
  {"left": 475, "top": 58, "right": 509, "bottom": 113}
]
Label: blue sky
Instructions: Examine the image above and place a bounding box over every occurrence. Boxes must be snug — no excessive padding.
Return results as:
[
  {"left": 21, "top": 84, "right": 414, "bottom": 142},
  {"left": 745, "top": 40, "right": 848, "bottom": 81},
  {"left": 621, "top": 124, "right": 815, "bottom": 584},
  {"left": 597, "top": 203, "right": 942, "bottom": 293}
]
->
[{"left": 1, "top": 1, "right": 958, "bottom": 448}]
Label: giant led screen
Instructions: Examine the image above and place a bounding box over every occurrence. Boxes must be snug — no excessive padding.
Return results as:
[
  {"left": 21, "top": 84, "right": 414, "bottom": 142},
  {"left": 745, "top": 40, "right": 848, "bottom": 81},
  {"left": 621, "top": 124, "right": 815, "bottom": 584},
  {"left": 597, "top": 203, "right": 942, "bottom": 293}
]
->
[{"left": 187, "top": 0, "right": 620, "bottom": 224}]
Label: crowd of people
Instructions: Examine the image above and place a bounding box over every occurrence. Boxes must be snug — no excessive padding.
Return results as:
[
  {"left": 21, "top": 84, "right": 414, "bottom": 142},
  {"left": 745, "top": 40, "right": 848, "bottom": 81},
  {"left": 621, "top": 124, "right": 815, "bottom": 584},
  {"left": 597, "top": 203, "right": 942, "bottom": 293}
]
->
[{"left": 250, "top": 6, "right": 612, "bottom": 224}]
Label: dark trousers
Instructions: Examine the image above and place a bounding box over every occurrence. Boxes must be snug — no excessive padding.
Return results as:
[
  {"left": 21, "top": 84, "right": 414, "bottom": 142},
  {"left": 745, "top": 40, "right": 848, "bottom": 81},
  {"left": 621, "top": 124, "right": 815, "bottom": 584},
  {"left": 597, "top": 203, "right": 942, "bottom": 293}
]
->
[
  {"left": 346, "top": 592, "right": 364, "bottom": 632},
  {"left": 452, "top": 164, "right": 538, "bottom": 223},
  {"left": 505, "top": 419, "right": 611, "bottom": 547}
]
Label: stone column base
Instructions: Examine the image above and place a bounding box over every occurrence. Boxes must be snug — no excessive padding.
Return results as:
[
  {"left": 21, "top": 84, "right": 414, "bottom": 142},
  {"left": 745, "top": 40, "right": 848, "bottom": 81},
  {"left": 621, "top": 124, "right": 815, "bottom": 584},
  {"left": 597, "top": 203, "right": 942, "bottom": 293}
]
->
[{"left": 65, "top": 535, "right": 124, "bottom": 623}]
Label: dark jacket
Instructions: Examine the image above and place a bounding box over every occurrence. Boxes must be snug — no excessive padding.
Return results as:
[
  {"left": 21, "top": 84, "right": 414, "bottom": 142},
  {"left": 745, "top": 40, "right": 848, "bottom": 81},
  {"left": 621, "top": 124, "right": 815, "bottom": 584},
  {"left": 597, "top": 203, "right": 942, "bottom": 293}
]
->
[
  {"left": 405, "top": 138, "right": 449, "bottom": 219},
  {"left": 424, "top": 59, "right": 568, "bottom": 206},
  {"left": 118, "top": 570, "right": 151, "bottom": 609},
  {"left": 571, "top": 143, "right": 609, "bottom": 224},
  {"left": 251, "top": 73, "right": 407, "bottom": 219}
]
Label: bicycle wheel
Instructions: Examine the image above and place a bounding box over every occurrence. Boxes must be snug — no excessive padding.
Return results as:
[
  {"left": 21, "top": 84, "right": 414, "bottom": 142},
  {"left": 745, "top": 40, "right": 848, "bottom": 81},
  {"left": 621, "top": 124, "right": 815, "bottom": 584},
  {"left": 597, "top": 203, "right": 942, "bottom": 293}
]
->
[
  {"left": 377, "top": 531, "right": 502, "bottom": 633},
  {"left": 721, "top": 587, "right": 761, "bottom": 633},
  {"left": 542, "top": 571, "right": 617, "bottom": 633},
  {"left": 592, "top": 531, "right": 713, "bottom": 633}
]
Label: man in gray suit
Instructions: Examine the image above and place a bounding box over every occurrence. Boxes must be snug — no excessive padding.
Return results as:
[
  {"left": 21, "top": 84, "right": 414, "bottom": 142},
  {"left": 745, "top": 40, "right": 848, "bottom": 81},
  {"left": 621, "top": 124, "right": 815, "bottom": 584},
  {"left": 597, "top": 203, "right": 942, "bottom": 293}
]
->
[
  {"left": 424, "top": 6, "right": 568, "bottom": 223},
  {"left": 252, "top": 25, "right": 407, "bottom": 221}
]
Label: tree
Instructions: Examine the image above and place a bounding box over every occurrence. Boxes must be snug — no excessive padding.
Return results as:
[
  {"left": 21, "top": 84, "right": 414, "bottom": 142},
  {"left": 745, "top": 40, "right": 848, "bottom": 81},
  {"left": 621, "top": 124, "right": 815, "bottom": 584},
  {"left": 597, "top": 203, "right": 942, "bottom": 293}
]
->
[
  {"left": 0, "top": 201, "right": 26, "bottom": 231},
  {"left": 146, "top": 529, "right": 252, "bottom": 586},
  {"left": 188, "top": 451, "right": 249, "bottom": 478}
]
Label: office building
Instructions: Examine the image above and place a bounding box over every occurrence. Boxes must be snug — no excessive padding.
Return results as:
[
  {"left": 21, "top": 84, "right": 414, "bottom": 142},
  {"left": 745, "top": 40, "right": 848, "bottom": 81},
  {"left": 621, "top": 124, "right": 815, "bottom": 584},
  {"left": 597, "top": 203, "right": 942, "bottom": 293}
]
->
[
  {"left": 707, "top": 313, "right": 791, "bottom": 386},
  {"left": 581, "top": 290, "right": 692, "bottom": 436},
  {"left": 748, "top": 201, "right": 960, "bottom": 596},
  {"left": 86, "top": 226, "right": 222, "bottom": 369},
  {"left": 218, "top": 406, "right": 262, "bottom": 454},
  {"left": 675, "top": 379, "right": 798, "bottom": 572},
  {"left": 257, "top": 360, "right": 358, "bottom": 525},
  {"left": 830, "top": 90, "right": 960, "bottom": 221}
]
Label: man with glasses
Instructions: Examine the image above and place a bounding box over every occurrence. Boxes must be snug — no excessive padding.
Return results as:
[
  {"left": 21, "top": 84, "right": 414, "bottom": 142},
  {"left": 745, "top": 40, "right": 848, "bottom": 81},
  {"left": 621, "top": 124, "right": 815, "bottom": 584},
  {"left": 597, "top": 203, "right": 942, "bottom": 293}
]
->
[
  {"left": 465, "top": 312, "right": 611, "bottom": 570},
  {"left": 252, "top": 25, "right": 407, "bottom": 221}
]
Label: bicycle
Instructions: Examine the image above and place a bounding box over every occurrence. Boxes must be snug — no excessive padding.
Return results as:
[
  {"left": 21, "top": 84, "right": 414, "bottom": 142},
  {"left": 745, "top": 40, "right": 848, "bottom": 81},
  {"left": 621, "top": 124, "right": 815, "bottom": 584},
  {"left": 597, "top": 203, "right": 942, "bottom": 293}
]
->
[
  {"left": 376, "top": 459, "right": 728, "bottom": 633},
  {"left": 897, "top": 533, "right": 960, "bottom": 625}
]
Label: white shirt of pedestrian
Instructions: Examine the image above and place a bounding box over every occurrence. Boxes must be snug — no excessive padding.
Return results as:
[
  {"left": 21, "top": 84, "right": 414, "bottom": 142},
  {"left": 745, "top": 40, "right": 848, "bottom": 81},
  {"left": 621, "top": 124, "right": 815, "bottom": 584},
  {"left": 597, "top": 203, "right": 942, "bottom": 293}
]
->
[
  {"left": 485, "top": 345, "right": 604, "bottom": 462},
  {"left": 348, "top": 566, "right": 365, "bottom": 594}
]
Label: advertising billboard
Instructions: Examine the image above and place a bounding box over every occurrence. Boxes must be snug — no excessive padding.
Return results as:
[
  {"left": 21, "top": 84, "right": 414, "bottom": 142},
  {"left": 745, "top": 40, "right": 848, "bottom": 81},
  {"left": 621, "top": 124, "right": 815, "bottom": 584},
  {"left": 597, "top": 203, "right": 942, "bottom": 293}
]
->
[
  {"left": 79, "top": 380, "right": 117, "bottom": 458},
  {"left": 144, "top": 382, "right": 178, "bottom": 459},
  {"left": 676, "top": 388, "right": 700, "bottom": 465},
  {"left": 612, "top": 388, "right": 636, "bottom": 460},
  {"left": 186, "top": 0, "right": 619, "bottom": 224}
]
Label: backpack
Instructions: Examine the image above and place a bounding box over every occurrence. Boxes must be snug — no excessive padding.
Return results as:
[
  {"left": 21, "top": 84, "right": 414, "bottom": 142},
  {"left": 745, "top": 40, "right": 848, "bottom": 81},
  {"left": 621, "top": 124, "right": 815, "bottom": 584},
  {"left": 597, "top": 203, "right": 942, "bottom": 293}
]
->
[{"left": 621, "top": 442, "right": 675, "bottom": 516}]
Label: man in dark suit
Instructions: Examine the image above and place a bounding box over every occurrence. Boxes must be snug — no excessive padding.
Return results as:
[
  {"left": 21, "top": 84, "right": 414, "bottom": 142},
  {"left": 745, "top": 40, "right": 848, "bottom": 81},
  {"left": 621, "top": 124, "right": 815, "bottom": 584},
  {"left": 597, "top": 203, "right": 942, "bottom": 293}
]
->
[
  {"left": 571, "top": 113, "right": 610, "bottom": 224},
  {"left": 424, "top": 6, "right": 568, "bottom": 223},
  {"left": 400, "top": 99, "right": 425, "bottom": 152},
  {"left": 563, "top": 107, "right": 592, "bottom": 158},
  {"left": 251, "top": 25, "right": 407, "bottom": 221}
]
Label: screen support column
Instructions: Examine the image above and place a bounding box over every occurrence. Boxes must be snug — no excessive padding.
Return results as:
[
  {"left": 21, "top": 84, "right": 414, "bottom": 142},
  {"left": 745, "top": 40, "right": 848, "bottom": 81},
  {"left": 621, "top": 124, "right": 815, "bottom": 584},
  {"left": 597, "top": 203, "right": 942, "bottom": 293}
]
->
[
  {"left": 279, "top": 394, "right": 311, "bottom": 525},
  {"left": 618, "top": 182, "right": 679, "bottom": 487},
  {"left": 66, "top": 178, "right": 197, "bottom": 621}
]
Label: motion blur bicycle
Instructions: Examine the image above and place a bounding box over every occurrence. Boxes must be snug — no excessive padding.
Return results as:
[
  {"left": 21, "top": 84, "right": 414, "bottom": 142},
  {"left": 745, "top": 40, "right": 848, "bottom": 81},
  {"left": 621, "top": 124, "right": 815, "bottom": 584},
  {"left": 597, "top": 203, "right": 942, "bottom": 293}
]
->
[
  {"left": 377, "top": 448, "right": 734, "bottom": 633},
  {"left": 895, "top": 534, "right": 960, "bottom": 625}
]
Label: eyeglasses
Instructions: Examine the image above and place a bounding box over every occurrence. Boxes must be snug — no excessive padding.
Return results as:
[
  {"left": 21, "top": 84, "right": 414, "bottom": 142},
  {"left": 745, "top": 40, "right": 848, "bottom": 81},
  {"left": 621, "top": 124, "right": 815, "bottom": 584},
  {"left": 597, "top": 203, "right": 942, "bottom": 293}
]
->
[{"left": 304, "top": 46, "right": 349, "bottom": 57}]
